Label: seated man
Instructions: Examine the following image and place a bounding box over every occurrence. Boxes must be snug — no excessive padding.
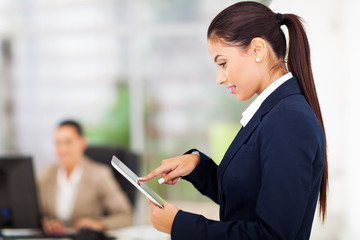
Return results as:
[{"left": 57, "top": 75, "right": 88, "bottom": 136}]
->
[{"left": 37, "top": 120, "right": 133, "bottom": 235}]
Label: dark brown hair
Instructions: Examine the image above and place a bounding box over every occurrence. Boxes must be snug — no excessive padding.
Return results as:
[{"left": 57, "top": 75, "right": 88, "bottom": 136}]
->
[
  {"left": 59, "top": 119, "right": 83, "bottom": 136},
  {"left": 208, "top": 1, "right": 328, "bottom": 221}
]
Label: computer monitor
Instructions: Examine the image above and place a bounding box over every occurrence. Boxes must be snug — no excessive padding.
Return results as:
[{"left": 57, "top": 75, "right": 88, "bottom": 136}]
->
[{"left": 0, "top": 156, "right": 41, "bottom": 229}]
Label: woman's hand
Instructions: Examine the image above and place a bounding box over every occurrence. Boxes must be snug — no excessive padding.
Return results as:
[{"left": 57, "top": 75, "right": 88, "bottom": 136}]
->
[
  {"left": 42, "top": 218, "right": 65, "bottom": 235},
  {"left": 139, "top": 154, "right": 200, "bottom": 185},
  {"left": 148, "top": 199, "right": 179, "bottom": 234},
  {"left": 72, "top": 217, "right": 105, "bottom": 232}
]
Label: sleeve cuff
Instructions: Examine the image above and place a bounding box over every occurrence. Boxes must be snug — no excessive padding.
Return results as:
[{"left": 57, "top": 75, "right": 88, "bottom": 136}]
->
[
  {"left": 191, "top": 151, "right": 200, "bottom": 156},
  {"left": 182, "top": 149, "right": 213, "bottom": 182}
]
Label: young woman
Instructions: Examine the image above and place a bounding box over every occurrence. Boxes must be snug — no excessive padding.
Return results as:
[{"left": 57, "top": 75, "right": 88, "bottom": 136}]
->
[{"left": 139, "top": 2, "right": 327, "bottom": 239}]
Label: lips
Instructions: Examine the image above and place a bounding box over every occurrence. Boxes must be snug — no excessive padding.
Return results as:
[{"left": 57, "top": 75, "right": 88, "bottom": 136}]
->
[{"left": 226, "top": 85, "right": 236, "bottom": 94}]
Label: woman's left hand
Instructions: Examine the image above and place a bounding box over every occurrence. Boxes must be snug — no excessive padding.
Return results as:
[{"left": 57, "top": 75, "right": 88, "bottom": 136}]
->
[{"left": 148, "top": 199, "right": 180, "bottom": 234}]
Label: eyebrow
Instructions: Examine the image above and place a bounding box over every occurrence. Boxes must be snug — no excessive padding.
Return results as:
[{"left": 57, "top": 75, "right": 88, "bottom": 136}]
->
[{"left": 214, "top": 55, "right": 223, "bottom": 63}]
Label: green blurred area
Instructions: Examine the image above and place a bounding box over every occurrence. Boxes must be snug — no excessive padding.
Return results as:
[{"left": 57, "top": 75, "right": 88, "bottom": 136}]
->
[
  {"left": 85, "top": 84, "right": 131, "bottom": 149},
  {"left": 209, "top": 122, "right": 241, "bottom": 165}
]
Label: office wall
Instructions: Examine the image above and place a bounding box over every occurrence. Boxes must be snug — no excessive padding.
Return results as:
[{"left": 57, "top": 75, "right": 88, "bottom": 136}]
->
[
  {"left": 1, "top": 0, "right": 130, "bottom": 168},
  {"left": 0, "top": 0, "right": 249, "bottom": 170},
  {"left": 341, "top": 0, "right": 360, "bottom": 238},
  {"left": 0, "top": 38, "right": 15, "bottom": 152}
]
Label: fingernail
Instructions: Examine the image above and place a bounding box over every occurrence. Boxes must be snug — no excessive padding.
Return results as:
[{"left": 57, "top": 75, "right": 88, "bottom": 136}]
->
[{"left": 158, "top": 178, "right": 165, "bottom": 184}]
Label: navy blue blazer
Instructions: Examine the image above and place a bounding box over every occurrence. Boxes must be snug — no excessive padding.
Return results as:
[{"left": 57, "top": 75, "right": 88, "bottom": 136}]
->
[{"left": 171, "top": 77, "right": 325, "bottom": 240}]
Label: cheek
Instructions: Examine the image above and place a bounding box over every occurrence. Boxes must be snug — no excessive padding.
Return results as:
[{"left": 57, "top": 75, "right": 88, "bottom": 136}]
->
[
  {"left": 228, "top": 56, "right": 252, "bottom": 82},
  {"left": 229, "top": 62, "right": 261, "bottom": 101},
  {"left": 72, "top": 142, "right": 85, "bottom": 155},
  {"left": 56, "top": 143, "right": 66, "bottom": 152},
  {"left": 228, "top": 62, "right": 254, "bottom": 88}
]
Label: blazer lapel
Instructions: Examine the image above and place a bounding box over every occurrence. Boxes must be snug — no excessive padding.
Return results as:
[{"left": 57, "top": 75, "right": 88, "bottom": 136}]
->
[
  {"left": 46, "top": 169, "right": 57, "bottom": 218},
  {"left": 217, "top": 114, "right": 261, "bottom": 181},
  {"left": 217, "top": 77, "right": 303, "bottom": 183}
]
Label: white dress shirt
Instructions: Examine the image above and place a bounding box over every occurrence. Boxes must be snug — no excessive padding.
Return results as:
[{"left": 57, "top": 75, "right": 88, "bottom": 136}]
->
[
  {"left": 240, "top": 72, "right": 293, "bottom": 127},
  {"left": 55, "top": 164, "right": 84, "bottom": 223}
]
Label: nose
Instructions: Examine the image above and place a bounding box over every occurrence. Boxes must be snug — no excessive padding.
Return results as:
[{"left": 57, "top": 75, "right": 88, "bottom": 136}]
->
[{"left": 216, "top": 70, "right": 226, "bottom": 85}]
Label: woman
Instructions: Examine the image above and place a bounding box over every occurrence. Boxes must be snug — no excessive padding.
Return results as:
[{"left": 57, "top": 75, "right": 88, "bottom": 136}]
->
[
  {"left": 139, "top": 2, "right": 327, "bottom": 239},
  {"left": 38, "top": 120, "right": 133, "bottom": 234}
]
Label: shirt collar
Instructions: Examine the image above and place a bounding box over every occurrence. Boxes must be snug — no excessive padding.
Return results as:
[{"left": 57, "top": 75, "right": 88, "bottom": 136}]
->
[
  {"left": 57, "top": 162, "right": 84, "bottom": 185},
  {"left": 240, "top": 72, "right": 293, "bottom": 127}
]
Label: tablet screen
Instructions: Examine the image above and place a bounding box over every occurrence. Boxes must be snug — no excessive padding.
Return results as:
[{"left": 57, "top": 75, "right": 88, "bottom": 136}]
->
[{"left": 111, "top": 156, "right": 165, "bottom": 208}]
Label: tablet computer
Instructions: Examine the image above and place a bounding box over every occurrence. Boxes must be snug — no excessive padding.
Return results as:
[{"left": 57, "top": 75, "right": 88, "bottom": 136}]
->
[{"left": 111, "top": 155, "right": 165, "bottom": 208}]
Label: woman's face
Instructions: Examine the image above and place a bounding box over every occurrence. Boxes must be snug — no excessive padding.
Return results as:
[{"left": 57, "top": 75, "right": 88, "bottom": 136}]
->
[
  {"left": 55, "top": 126, "right": 86, "bottom": 168},
  {"left": 207, "top": 39, "right": 264, "bottom": 101}
]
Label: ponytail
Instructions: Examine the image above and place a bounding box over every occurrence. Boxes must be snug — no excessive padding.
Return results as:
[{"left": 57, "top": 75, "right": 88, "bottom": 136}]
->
[{"left": 283, "top": 14, "right": 328, "bottom": 222}]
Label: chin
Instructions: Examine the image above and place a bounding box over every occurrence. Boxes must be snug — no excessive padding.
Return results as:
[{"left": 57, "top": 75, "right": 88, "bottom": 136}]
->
[
  {"left": 236, "top": 94, "right": 251, "bottom": 102},
  {"left": 59, "top": 161, "right": 69, "bottom": 168},
  {"left": 59, "top": 158, "right": 72, "bottom": 167}
]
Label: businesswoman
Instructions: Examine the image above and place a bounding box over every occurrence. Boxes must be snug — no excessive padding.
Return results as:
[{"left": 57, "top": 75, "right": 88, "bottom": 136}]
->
[{"left": 139, "top": 2, "right": 327, "bottom": 239}]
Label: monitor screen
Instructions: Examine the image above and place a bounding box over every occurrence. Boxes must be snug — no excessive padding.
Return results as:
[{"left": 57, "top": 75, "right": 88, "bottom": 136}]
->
[{"left": 0, "top": 156, "right": 41, "bottom": 228}]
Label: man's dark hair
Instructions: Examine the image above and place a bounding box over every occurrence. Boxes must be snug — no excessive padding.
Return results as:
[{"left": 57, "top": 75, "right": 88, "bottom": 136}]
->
[{"left": 58, "top": 120, "right": 83, "bottom": 136}]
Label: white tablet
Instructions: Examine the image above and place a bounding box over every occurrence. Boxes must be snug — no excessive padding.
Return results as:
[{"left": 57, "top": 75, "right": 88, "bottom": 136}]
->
[{"left": 111, "top": 155, "right": 165, "bottom": 208}]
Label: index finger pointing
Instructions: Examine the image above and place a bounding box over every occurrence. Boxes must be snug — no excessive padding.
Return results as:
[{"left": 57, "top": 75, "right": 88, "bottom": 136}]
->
[{"left": 139, "top": 165, "right": 170, "bottom": 182}]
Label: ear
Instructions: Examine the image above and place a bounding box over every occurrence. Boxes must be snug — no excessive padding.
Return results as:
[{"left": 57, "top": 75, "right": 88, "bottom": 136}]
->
[{"left": 250, "top": 37, "right": 266, "bottom": 62}]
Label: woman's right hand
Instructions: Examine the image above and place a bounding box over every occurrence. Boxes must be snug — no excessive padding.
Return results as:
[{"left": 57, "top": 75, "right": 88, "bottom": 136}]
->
[{"left": 139, "top": 154, "right": 200, "bottom": 185}]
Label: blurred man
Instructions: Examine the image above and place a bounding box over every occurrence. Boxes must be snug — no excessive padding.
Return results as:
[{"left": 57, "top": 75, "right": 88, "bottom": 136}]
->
[{"left": 37, "top": 120, "right": 132, "bottom": 235}]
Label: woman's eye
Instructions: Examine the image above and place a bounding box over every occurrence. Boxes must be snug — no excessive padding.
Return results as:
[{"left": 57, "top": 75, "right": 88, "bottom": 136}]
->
[{"left": 219, "top": 62, "right": 226, "bottom": 68}]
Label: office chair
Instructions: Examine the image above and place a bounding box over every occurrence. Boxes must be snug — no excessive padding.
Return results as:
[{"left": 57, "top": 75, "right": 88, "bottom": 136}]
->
[{"left": 84, "top": 146, "right": 139, "bottom": 207}]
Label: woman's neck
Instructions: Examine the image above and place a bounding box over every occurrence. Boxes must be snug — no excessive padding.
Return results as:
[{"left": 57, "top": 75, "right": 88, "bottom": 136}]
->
[
  {"left": 65, "top": 158, "right": 82, "bottom": 179},
  {"left": 258, "top": 67, "right": 288, "bottom": 96}
]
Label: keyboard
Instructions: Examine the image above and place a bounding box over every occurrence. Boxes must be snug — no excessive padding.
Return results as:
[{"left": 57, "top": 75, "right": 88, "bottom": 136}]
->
[
  {"left": 0, "top": 228, "right": 73, "bottom": 239},
  {"left": 0, "top": 228, "right": 115, "bottom": 239}
]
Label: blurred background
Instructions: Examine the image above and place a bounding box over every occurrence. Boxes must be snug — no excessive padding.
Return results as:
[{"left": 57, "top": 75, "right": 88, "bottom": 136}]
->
[{"left": 0, "top": 0, "right": 359, "bottom": 239}]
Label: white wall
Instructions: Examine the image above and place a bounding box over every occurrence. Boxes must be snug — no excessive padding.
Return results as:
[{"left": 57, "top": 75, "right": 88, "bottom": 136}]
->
[{"left": 341, "top": 0, "right": 360, "bottom": 238}]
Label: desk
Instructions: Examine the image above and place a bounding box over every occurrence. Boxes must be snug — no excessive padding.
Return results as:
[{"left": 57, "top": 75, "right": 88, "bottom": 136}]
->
[
  {"left": 0, "top": 226, "right": 169, "bottom": 240},
  {"left": 108, "top": 225, "right": 170, "bottom": 240}
]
